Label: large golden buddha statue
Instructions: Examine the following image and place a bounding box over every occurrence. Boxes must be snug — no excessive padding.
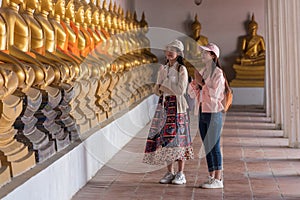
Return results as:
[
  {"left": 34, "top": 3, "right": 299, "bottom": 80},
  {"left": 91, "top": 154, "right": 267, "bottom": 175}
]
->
[
  {"left": 231, "top": 14, "right": 265, "bottom": 87},
  {"left": 184, "top": 14, "right": 208, "bottom": 76},
  {"left": 185, "top": 14, "right": 208, "bottom": 59}
]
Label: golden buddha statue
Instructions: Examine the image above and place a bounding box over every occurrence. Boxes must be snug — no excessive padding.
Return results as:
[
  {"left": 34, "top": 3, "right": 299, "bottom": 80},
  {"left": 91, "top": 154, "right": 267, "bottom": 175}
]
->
[
  {"left": 45, "top": 0, "right": 81, "bottom": 141},
  {"left": 136, "top": 12, "right": 157, "bottom": 96},
  {"left": 184, "top": 14, "right": 208, "bottom": 76},
  {"left": 68, "top": 0, "right": 99, "bottom": 130},
  {"left": 63, "top": 0, "right": 82, "bottom": 61},
  {"left": 237, "top": 15, "right": 265, "bottom": 66},
  {"left": 33, "top": 0, "right": 79, "bottom": 152},
  {"left": 48, "top": 0, "right": 81, "bottom": 81},
  {"left": 139, "top": 12, "right": 158, "bottom": 63},
  {"left": 95, "top": 0, "right": 111, "bottom": 51},
  {"left": 89, "top": 6, "right": 111, "bottom": 117},
  {"left": 20, "top": 0, "right": 69, "bottom": 84},
  {"left": 37, "top": 0, "right": 78, "bottom": 80},
  {"left": 0, "top": 0, "right": 54, "bottom": 88},
  {"left": 0, "top": 0, "right": 40, "bottom": 177},
  {"left": 185, "top": 14, "right": 208, "bottom": 59},
  {"left": 101, "top": 0, "right": 112, "bottom": 34},
  {"left": 91, "top": 8, "right": 107, "bottom": 54},
  {"left": 231, "top": 14, "right": 265, "bottom": 87},
  {"left": 103, "top": 2, "right": 127, "bottom": 113},
  {"left": 0, "top": 14, "right": 34, "bottom": 95},
  {"left": 62, "top": 0, "right": 91, "bottom": 133},
  {"left": 81, "top": 1, "right": 103, "bottom": 127},
  {"left": 81, "top": 1, "right": 106, "bottom": 64}
]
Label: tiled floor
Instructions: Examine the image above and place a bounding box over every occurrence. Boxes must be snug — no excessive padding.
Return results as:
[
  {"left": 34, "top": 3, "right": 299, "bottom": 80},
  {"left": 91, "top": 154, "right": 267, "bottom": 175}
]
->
[{"left": 72, "top": 106, "right": 300, "bottom": 200}]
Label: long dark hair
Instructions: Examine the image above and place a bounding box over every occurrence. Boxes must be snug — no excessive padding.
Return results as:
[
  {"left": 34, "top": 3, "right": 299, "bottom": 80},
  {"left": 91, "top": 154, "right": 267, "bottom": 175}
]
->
[
  {"left": 209, "top": 51, "right": 222, "bottom": 68},
  {"left": 209, "top": 51, "right": 223, "bottom": 77}
]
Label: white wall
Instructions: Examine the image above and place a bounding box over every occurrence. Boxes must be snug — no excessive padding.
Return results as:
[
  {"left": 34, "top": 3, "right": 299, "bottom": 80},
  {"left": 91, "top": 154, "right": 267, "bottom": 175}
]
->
[{"left": 134, "top": 0, "right": 265, "bottom": 80}]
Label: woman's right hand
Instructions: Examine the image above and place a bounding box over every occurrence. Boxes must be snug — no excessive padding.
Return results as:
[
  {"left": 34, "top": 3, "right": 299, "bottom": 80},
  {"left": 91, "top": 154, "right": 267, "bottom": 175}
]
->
[{"left": 194, "top": 70, "right": 204, "bottom": 86}]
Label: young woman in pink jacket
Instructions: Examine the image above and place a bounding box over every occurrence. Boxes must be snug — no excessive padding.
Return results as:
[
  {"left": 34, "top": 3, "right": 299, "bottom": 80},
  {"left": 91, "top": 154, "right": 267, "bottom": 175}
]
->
[{"left": 189, "top": 43, "right": 225, "bottom": 189}]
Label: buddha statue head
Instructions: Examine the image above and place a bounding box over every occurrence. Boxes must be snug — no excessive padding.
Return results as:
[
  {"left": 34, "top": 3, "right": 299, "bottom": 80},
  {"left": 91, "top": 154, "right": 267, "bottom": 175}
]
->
[
  {"left": 118, "top": 7, "right": 126, "bottom": 32},
  {"left": 117, "top": 5, "right": 123, "bottom": 31},
  {"left": 91, "top": 8, "right": 99, "bottom": 27},
  {"left": 191, "top": 14, "right": 201, "bottom": 39},
  {"left": 140, "top": 12, "right": 148, "bottom": 34},
  {"left": 74, "top": 1, "right": 84, "bottom": 25},
  {"left": 84, "top": 5, "right": 92, "bottom": 26},
  {"left": 39, "top": 0, "right": 53, "bottom": 14},
  {"left": 102, "top": 0, "right": 107, "bottom": 11},
  {"left": 9, "top": 0, "right": 24, "bottom": 7},
  {"left": 53, "top": 0, "right": 66, "bottom": 19},
  {"left": 22, "top": 0, "right": 39, "bottom": 12},
  {"left": 99, "top": 8, "right": 105, "bottom": 28},
  {"left": 65, "top": 0, "right": 75, "bottom": 22},
  {"left": 103, "top": 0, "right": 112, "bottom": 30},
  {"left": 125, "top": 11, "right": 132, "bottom": 31},
  {"left": 111, "top": 2, "right": 118, "bottom": 31},
  {"left": 248, "top": 14, "right": 258, "bottom": 35}
]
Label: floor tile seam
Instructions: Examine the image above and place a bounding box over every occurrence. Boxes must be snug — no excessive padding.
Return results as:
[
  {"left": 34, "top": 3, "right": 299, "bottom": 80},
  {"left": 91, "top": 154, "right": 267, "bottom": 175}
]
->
[
  {"left": 240, "top": 137, "right": 255, "bottom": 199},
  {"left": 265, "top": 160, "right": 285, "bottom": 200}
]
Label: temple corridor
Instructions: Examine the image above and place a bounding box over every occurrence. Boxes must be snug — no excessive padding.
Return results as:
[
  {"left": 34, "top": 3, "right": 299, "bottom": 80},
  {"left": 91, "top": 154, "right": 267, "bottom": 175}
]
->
[{"left": 72, "top": 106, "right": 300, "bottom": 200}]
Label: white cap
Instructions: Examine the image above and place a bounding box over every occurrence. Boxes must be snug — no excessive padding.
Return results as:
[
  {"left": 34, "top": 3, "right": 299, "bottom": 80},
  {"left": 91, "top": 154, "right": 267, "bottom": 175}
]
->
[
  {"left": 199, "top": 43, "right": 220, "bottom": 58},
  {"left": 166, "top": 39, "right": 184, "bottom": 52}
]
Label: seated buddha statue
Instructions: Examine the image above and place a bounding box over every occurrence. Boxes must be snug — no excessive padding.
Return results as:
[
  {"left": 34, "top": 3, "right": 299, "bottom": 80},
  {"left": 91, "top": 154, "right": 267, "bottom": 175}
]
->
[
  {"left": 81, "top": 1, "right": 106, "bottom": 65},
  {"left": 46, "top": 0, "right": 80, "bottom": 141},
  {"left": 81, "top": 2, "right": 103, "bottom": 126},
  {"left": 231, "top": 14, "right": 266, "bottom": 87},
  {"left": 0, "top": 14, "right": 33, "bottom": 95},
  {"left": 139, "top": 12, "right": 158, "bottom": 63},
  {"left": 9, "top": 0, "right": 64, "bottom": 158},
  {"left": 20, "top": 0, "right": 68, "bottom": 84},
  {"left": 48, "top": 0, "right": 81, "bottom": 82},
  {"left": 57, "top": 0, "right": 90, "bottom": 133},
  {"left": 37, "top": 0, "right": 81, "bottom": 83},
  {"left": 185, "top": 14, "right": 208, "bottom": 59},
  {"left": 236, "top": 15, "right": 265, "bottom": 66},
  {"left": 72, "top": 0, "right": 100, "bottom": 128},
  {"left": 0, "top": 0, "right": 54, "bottom": 88},
  {"left": 0, "top": 0, "right": 40, "bottom": 176},
  {"left": 184, "top": 14, "right": 208, "bottom": 76},
  {"left": 131, "top": 11, "right": 148, "bottom": 65},
  {"left": 32, "top": 0, "right": 78, "bottom": 152},
  {"left": 101, "top": 0, "right": 111, "bottom": 34}
]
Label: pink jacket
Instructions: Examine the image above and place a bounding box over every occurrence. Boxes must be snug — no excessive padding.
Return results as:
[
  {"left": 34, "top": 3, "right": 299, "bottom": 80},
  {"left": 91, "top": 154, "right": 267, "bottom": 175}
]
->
[{"left": 188, "top": 67, "right": 225, "bottom": 114}]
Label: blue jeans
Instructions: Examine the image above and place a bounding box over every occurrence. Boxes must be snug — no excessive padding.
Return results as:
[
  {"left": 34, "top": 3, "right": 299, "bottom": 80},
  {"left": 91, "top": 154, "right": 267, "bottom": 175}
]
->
[{"left": 199, "top": 108, "right": 223, "bottom": 172}]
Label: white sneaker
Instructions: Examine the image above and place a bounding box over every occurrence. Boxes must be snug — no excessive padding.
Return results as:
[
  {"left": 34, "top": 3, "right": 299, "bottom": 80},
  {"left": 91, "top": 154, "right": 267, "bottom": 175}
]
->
[
  {"left": 172, "top": 172, "right": 186, "bottom": 185},
  {"left": 159, "top": 172, "right": 175, "bottom": 184},
  {"left": 201, "top": 179, "right": 224, "bottom": 189},
  {"left": 199, "top": 176, "right": 215, "bottom": 188}
]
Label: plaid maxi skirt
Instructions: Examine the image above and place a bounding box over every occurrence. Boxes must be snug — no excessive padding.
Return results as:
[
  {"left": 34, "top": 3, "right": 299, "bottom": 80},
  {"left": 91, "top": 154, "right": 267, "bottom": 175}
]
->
[{"left": 143, "top": 95, "right": 194, "bottom": 165}]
